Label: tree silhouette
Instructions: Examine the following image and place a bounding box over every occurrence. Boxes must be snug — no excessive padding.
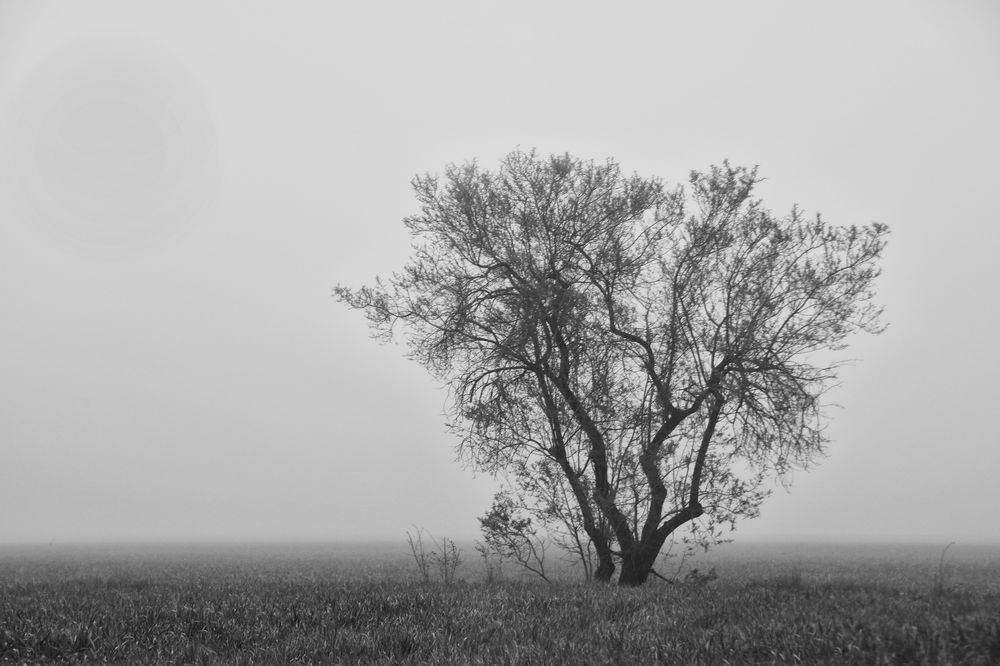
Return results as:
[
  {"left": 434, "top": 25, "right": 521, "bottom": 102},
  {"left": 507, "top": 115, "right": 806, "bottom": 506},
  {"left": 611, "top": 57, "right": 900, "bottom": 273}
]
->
[{"left": 336, "top": 150, "right": 888, "bottom": 585}]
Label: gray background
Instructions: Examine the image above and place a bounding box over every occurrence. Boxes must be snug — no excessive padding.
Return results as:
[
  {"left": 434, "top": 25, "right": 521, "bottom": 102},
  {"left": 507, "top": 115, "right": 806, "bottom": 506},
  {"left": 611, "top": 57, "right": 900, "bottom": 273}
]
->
[{"left": 1, "top": 1, "right": 997, "bottom": 544}]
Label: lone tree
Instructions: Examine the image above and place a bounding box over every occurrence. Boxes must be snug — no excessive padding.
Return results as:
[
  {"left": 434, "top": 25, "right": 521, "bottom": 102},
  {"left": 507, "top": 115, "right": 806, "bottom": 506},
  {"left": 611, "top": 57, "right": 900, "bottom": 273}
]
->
[{"left": 336, "top": 150, "right": 887, "bottom": 586}]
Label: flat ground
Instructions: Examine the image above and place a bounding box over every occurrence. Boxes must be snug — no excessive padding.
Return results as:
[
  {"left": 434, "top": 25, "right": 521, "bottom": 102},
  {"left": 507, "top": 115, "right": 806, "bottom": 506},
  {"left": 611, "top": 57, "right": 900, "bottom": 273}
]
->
[{"left": 1, "top": 541, "right": 998, "bottom": 664}]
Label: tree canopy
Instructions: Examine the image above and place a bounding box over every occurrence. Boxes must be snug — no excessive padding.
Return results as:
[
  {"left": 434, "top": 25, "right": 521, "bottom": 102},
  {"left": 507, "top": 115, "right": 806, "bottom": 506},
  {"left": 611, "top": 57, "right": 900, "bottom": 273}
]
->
[{"left": 336, "top": 150, "right": 888, "bottom": 585}]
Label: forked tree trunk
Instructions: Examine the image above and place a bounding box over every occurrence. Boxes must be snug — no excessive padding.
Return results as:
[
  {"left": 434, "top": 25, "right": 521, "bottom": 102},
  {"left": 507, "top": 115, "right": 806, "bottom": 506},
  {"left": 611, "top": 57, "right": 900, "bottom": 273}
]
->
[
  {"left": 590, "top": 528, "right": 616, "bottom": 582},
  {"left": 616, "top": 505, "right": 703, "bottom": 586},
  {"left": 617, "top": 544, "right": 660, "bottom": 586},
  {"left": 594, "top": 556, "right": 615, "bottom": 583}
]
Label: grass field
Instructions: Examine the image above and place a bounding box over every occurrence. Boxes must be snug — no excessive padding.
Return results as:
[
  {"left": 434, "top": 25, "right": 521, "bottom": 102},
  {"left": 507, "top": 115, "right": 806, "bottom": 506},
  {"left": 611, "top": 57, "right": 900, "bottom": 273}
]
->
[{"left": 1, "top": 541, "right": 998, "bottom": 663}]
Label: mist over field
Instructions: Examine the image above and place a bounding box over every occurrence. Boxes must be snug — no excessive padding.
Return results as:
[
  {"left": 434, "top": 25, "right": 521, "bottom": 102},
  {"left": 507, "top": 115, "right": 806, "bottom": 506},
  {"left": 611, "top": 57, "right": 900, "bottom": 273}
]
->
[{"left": 4, "top": 540, "right": 999, "bottom": 582}]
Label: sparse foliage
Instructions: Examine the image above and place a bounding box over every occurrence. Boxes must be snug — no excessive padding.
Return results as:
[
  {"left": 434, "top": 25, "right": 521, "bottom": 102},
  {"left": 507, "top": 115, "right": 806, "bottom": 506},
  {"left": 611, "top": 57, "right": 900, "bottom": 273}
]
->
[
  {"left": 405, "top": 527, "right": 432, "bottom": 583},
  {"left": 479, "top": 492, "right": 552, "bottom": 583},
  {"left": 474, "top": 541, "right": 504, "bottom": 584},
  {"left": 683, "top": 567, "right": 719, "bottom": 587},
  {"left": 338, "top": 150, "right": 888, "bottom": 585},
  {"left": 434, "top": 537, "right": 462, "bottom": 585},
  {"left": 406, "top": 527, "right": 463, "bottom": 585}
]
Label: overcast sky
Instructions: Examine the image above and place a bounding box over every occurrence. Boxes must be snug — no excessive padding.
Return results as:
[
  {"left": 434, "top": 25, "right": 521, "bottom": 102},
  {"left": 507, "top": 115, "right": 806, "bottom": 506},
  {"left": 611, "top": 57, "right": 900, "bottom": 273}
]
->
[{"left": 1, "top": 1, "right": 998, "bottom": 545}]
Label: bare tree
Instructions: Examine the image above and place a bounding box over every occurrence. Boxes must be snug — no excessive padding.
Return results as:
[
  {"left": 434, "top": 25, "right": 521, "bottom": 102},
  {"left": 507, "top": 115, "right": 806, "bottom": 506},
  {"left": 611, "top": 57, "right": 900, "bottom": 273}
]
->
[{"left": 337, "top": 150, "right": 887, "bottom": 585}]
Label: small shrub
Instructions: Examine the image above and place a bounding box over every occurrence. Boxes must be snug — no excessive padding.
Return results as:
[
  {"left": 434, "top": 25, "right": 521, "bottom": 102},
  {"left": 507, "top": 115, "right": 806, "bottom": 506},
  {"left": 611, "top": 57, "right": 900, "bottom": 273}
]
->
[
  {"left": 432, "top": 537, "right": 462, "bottom": 585},
  {"left": 406, "top": 527, "right": 462, "bottom": 584},
  {"left": 683, "top": 567, "right": 718, "bottom": 587},
  {"left": 405, "top": 527, "right": 432, "bottom": 583},
  {"left": 475, "top": 541, "right": 504, "bottom": 584}
]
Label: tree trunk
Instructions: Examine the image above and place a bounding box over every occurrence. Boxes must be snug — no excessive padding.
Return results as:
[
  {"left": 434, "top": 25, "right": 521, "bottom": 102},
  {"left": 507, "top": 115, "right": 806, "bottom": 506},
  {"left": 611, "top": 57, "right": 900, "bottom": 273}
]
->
[
  {"left": 590, "top": 529, "right": 616, "bottom": 582},
  {"left": 617, "top": 544, "right": 660, "bottom": 586},
  {"left": 617, "top": 503, "right": 705, "bottom": 585},
  {"left": 594, "top": 556, "right": 615, "bottom": 582}
]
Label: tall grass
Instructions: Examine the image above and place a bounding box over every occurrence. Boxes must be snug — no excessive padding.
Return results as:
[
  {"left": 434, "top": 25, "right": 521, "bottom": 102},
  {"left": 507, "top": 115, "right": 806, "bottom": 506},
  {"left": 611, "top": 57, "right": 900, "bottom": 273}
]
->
[{"left": 1, "top": 543, "right": 998, "bottom": 664}]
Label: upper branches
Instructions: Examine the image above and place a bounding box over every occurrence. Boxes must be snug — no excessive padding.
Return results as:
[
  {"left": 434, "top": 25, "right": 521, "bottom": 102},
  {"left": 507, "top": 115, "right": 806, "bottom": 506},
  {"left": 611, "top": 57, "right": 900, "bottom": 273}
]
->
[{"left": 336, "top": 150, "right": 888, "bottom": 570}]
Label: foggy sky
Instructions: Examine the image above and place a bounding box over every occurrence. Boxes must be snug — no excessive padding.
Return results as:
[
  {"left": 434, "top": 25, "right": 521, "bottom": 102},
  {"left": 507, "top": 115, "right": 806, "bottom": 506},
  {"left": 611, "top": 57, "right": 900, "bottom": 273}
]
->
[{"left": 1, "top": 1, "right": 998, "bottom": 545}]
